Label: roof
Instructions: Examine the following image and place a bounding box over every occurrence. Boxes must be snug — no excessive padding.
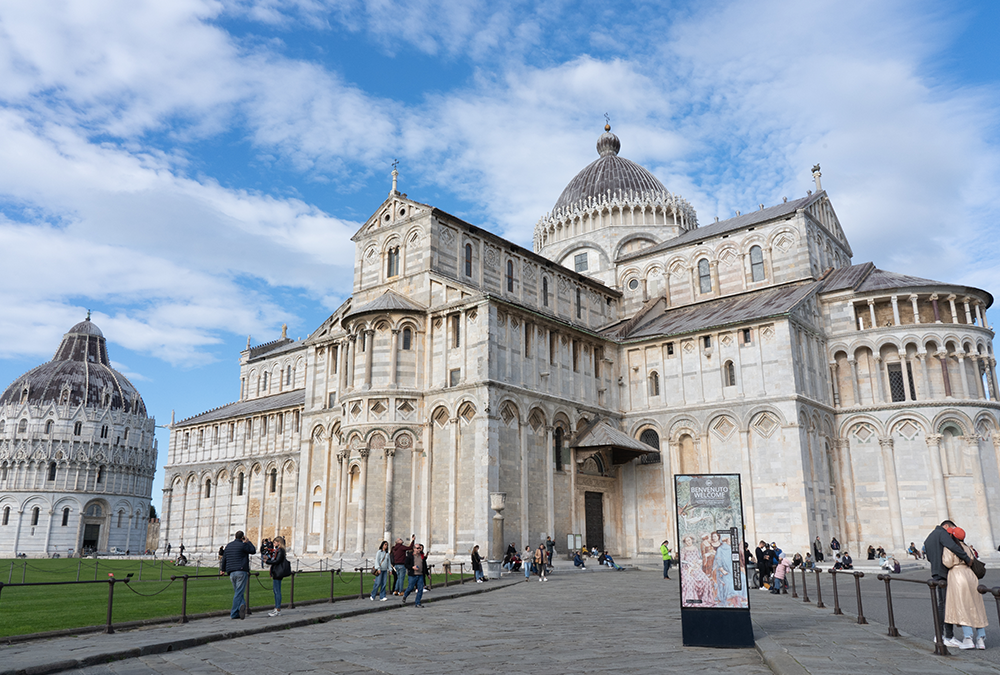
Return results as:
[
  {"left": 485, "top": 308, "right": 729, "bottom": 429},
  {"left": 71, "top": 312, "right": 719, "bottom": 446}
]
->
[
  {"left": 818, "top": 262, "right": 991, "bottom": 305},
  {"left": 345, "top": 289, "right": 426, "bottom": 319},
  {"left": 175, "top": 389, "right": 305, "bottom": 427},
  {"left": 248, "top": 337, "right": 304, "bottom": 361},
  {"left": 618, "top": 193, "right": 819, "bottom": 262},
  {"left": 571, "top": 419, "right": 655, "bottom": 465},
  {"left": 613, "top": 281, "right": 818, "bottom": 341}
]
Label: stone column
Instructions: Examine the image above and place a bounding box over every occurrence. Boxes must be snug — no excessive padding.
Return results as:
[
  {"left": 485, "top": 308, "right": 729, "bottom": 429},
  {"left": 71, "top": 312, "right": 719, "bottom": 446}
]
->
[
  {"left": 925, "top": 434, "right": 949, "bottom": 523},
  {"left": 389, "top": 330, "right": 399, "bottom": 388},
  {"left": 490, "top": 492, "right": 506, "bottom": 562},
  {"left": 545, "top": 425, "right": 555, "bottom": 539},
  {"left": 346, "top": 336, "right": 356, "bottom": 390},
  {"left": 963, "top": 298, "right": 974, "bottom": 325},
  {"left": 447, "top": 417, "right": 459, "bottom": 557},
  {"left": 738, "top": 430, "right": 756, "bottom": 545},
  {"left": 42, "top": 508, "right": 54, "bottom": 556},
  {"left": 848, "top": 358, "right": 861, "bottom": 405},
  {"left": 878, "top": 437, "right": 905, "bottom": 552},
  {"left": 338, "top": 452, "right": 349, "bottom": 551},
  {"left": 966, "top": 436, "right": 997, "bottom": 553},
  {"left": 972, "top": 356, "right": 987, "bottom": 399},
  {"left": 383, "top": 447, "right": 395, "bottom": 542},
  {"left": 829, "top": 362, "right": 840, "bottom": 407},
  {"left": 868, "top": 299, "right": 877, "bottom": 329},
  {"left": 917, "top": 353, "right": 931, "bottom": 399},
  {"left": 931, "top": 294, "right": 941, "bottom": 322},
  {"left": 957, "top": 354, "right": 971, "bottom": 399},
  {"left": 363, "top": 329, "right": 374, "bottom": 390},
  {"left": 355, "top": 448, "right": 370, "bottom": 554},
  {"left": 989, "top": 358, "right": 999, "bottom": 401},
  {"left": 873, "top": 356, "right": 887, "bottom": 403},
  {"left": 910, "top": 294, "right": 920, "bottom": 324},
  {"left": 939, "top": 352, "right": 953, "bottom": 398},
  {"left": 890, "top": 294, "right": 900, "bottom": 326},
  {"left": 947, "top": 295, "right": 959, "bottom": 323},
  {"left": 900, "top": 355, "right": 913, "bottom": 402}
]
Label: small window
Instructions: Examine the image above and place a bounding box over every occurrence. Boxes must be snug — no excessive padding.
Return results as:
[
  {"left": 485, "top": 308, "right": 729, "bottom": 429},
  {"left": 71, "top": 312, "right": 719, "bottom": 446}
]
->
[
  {"left": 649, "top": 372, "right": 660, "bottom": 397},
  {"left": 464, "top": 243, "right": 473, "bottom": 277},
  {"left": 506, "top": 260, "right": 515, "bottom": 292},
  {"left": 61, "top": 507, "right": 70, "bottom": 527},
  {"left": 2, "top": 506, "right": 8, "bottom": 526},
  {"left": 73, "top": 421, "right": 82, "bottom": 435},
  {"left": 182, "top": 432, "right": 189, "bottom": 449},
  {"left": 237, "top": 472, "right": 245, "bottom": 496},
  {"left": 245, "top": 419, "right": 252, "bottom": 439},
  {"left": 229, "top": 422, "right": 235, "bottom": 442},
  {"left": 262, "top": 371, "right": 269, "bottom": 391},
  {"left": 742, "top": 328, "right": 752, "bottom": 344},
  {"left": 572, "top": 340, "right": 580, "bottom": 372},
  {"left": 666, "top": 342, "right": 675, "bottom": 356},
  {"left": 100, "top": 425, "right": 108, "bottom": 439},
  {"left": 402, "top": 327, "right": 412, "bottom": 350},
  {"left": 574, "top": 252, "right": 588, "bottom": 272},
  {"left": 640, "top": 429, "right": 660, "bottom": 449},
  {"left": 542, "top": 278, "right": 549, "bottom": 307},
  {"left": 48, "top": 462, "right": 57, "bottom": 481},
  {"left": 269, "top": 469, "right": 277, "bottom": 493},
  {"left": 386, "top": 246, "right": 400, "bottom": 277},
  {"left": 627, "top": 278, "right": 640, "bottom": 291},
  {"left": 698, "top": 259, "right": 712, "bottom": 294},
  {"left": 96, "top": 466, "right": 104, "bottom": 483},
  {"left": 452, "top": 315, "right": 461, "bottom": 348},
  {"left": 750, "top": 246, "right": 765, "bottom": 282},
  {"left": 360, "top": 331, "right": 366, "bottom": 352},
  {"left": 17, "top": 418, "right": 28, "bottom": 433},
  {"left": 549, "top": 331, "right": 557, "bottom": 364},
  {"left": 703, "top": 336, "right": 712, "bottom": 349},
  {"left": 594, "top": 347, "right": 602, "bottom": 378},
  {"left": 205, "top": 479, "right": 212, "bottom": 498},
  {"left": 31, "top": 507, "right": 40, "bottom": 527},
  {"left": 276, "top": 414, "right": 283, "bottom": 435},
  {"left": 576, "top": 288, "right": 582, "bottom": 319},
  {"left": 261, "top": 416, "right": 268, "bottom": 436},
  {"left": 286, "top": 365, "right": 292, "bottom": 385},
  {"left": 724, "top": 360, "right": 736, "bottom": 387},
  {"left": 45, "top": 419, "right": 53, "bottom": 434},
  {"left": 554, "top": 427, "right": 564, "bottom": 472},
  {"left": 524, "top": 324, "right": 532, "bottom": 358},
  {"left": 117, "top": 511, "right": 123, "bottom": 528},
  {"left": 123, "top": 428, "right": 129, "bottom": 441},
  {"left": 449, "top": 368, "right": 461, "bottom": 387},
  {"left": 294, "top": 410, "right": 300, "bottom": 432}
]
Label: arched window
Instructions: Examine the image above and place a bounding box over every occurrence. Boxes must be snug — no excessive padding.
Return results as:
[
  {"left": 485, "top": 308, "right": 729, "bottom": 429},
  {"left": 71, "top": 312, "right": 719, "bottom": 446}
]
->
[
  {"left": 182, "top": 433, "right": 189, "bottom": 450},
  {"left": 464, "top": 243, "right": 473, "bottom": 277},
  {"left": 750, "top": 245, "right": 765, "bottom": 282},
  {"left": 237, "top": 472, "right": 245, "bottom": 496},
  {"left": 100, "top": 425, "right": 108, "bottom": 438},
  {"left": 261, "top": 416, "right": 268, "bottom": 436},
  {"left": 205, "top": 479, "right": 212, "bottom": 499},
  {"left": 506, "top": 260, "right": 515, "bottom": 292},
  {"left": 698, "top": 259, "right": 712, "bottom": 294},
  {"left": 576, "top": 288, "right": 582, "bottom": 319},
  {"left": 542, "top": 277, "right": 549, "bottom": 307},
  {"left": 269, "top": 469, "right": 277, "bottom": 493},
  {"left": 117, "top": 510, "right": 123, "bottom": 528},
  {"left": 349, "top": 465, "right": 361, "bottom": 502},
  {"left": 45, "top": 419, "right": 53, "bottom": 434},
  {"left": 286, "top": 365, "right": 292, "bottom": 385},
  {"left": 31, "top": 507, "right": 39, "bottom": 527},
  {"left": 554, "top": 427, "right": 564, "bottom": 471},
  {"left": 386, "top": 246, "right": 400, "bottom": 277},
  {"left": 648, "top": 371, "right": 660, "bottom": 397},
  {"left": 62, "top": 507, "right": 70, "bottom": 526},
  {"left": 48, "top": 462, "right": 57, "bottom": 481},
  {"left": 245, "top": 418, "right": 252, "bottom": 439},
  {"left": 640, "top": 428, "right": 660, "bottom": 449},
  {"left": 2, "top": 506, "right": 8, "bottom": 526},
  {"left": 123, "top": 428, "right": 129, "bottom": 441},
  {"left": 17, "top": 418, "right": 27, "bottom": 433},
  {"left": 402, "top": 327, "right": 412, "bottom": 350},
  {"left": 276, "top": 414, "right": 283, "bottom": 435},
  {"left": 724, "top": 360, "right": 736, "bottom": 387},
  {"left": 96, "top": 466, "right": 104, "bottom": 483},
  {"left": 73, "top": 421, "right": 82, "bottom": 435},
  {"left": 311, "top": 486, "right": 323, "bottom": 533},
  {"left": 262, "top": 371, "right": 269, "bottom": 391}
]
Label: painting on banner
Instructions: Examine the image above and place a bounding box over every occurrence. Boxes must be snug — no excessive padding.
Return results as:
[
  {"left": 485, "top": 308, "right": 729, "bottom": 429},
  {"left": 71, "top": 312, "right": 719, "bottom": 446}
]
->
[{"left": 675, "top": 474, "right": 749, "bottom": 610}]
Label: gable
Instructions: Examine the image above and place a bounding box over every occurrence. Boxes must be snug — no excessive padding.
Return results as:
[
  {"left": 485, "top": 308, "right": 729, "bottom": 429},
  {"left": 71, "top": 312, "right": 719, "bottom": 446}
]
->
[{"left": 352, "top": 195, "right": 432, "bottom": 242}]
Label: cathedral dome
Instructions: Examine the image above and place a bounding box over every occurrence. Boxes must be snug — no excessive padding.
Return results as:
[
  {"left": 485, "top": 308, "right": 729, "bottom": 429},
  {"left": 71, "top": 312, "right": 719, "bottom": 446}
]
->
[
  {"left": 0, "top": 317, "right": 146, "bottom": 415},
  {"left": 552, "top": 126, "right": 668, "bottom": 214}
]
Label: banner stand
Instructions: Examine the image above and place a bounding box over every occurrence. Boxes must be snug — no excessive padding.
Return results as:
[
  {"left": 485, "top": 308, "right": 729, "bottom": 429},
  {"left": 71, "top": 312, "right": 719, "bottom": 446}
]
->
[{"left": 675, "top": 473, "right": 754, "bottom": 648}]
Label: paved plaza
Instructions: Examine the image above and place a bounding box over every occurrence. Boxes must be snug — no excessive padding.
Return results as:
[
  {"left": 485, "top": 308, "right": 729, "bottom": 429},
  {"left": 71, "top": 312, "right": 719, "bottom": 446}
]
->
[{"left": 7, "top": 564, "right": 1000, "bottom": 675}]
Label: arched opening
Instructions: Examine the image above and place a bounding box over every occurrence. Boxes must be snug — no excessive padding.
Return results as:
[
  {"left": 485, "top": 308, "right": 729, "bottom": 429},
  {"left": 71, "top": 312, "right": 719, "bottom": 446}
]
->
[
  {"left": 554, "top": 426, "right": 565, "bottom": 471},
  {"left": 2, "top": 506, "right": 8, "bottom": 526},
  {"left": 45, "top": 420, "right": 53, "bottom": 434},
  {"left": 506, "top": 260, "right": 515, "bottom": 292},
  {"left": 698, "top": 259, "right": 711, "bottom": 294},
  {"left": 542, "top": 277, "right": 549, "bottom": 306},
  {"left": 205, "top": 479, "right": 212, "bottom": 499},
  {"left": 48, "top": 462, "right": 57, "bottom": 481},
  {"left": 679, "top": 434, "right": 698, "bottom": 473},
  {"left": 311, "top": 486, "right": 323, "bottom": 533},
  {"left": 237, "top": 472, "right": 245, "bottom": 496},
  {"left": 640, "top": 429, "right": 660, "bottom": 448},
  {"left": 402, "top": 327, "right": 412, "bottom": 350},
  {"left": 31, "top": 507, "right": 40, "bottom": 527},
  {"left": 724, "top": 360, "right": 736, "bottom": 387},
  {"left": 269, "top": 469, "right": 277, "bottom": 493},
  {"left": 464, "top": 243, "right": 473, "bottom": 277},
  {"left": 61, "top": 507, "right": 70, "bottom": 527},
  {"left": 17, "top": 418, "right": 27, "bottom": 433},
  {"left": 349, "top": 465, "right": 361, "bottom": 502},
  {"left": 386, "top": 246, "right": 400, "bottom": 278},
  {"left": 648, "top": 371, "right": 660, "bottom": 397},
  {"left": 750, "top": 245, "right": 765, "bottom": 281}
]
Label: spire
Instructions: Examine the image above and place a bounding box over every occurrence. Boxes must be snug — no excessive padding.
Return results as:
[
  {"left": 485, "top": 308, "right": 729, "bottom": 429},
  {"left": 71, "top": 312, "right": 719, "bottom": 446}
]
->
[
  {"left": 390, "top": 159, "right": 399, "bottom": 196},
  {"left": 597, "top": 117, "right": 620, "bottom": 157}
]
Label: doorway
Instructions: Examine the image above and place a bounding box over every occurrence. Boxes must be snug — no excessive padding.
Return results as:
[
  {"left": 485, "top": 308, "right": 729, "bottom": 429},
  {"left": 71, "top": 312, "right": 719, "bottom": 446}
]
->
[
  {"left": 584, "top": 491, "right": 605, "bottom": 552},
  {"left": 83, "top": 524, "right": 100, "bottom": 552}
]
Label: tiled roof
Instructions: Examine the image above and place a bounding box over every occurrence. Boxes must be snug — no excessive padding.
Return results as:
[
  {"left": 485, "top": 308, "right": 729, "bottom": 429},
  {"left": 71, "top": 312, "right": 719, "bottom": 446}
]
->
[
  {"left": 572, "top": 421, "right": 651, "bottom": 453},
  {"left": 248, "top": 338, "right": 305, "bottom": 361},
  {"left": 819, "top": 262, "right": 950, "bottom": 294},
  {"left": 345, "top": 289, "right": 426, "bottom": 318},
  {"left": 818, "top": 262, "right": 875, "bottom": 293},
  {"left": 175, "top": 389, "right": 305, "bottom": 427}
]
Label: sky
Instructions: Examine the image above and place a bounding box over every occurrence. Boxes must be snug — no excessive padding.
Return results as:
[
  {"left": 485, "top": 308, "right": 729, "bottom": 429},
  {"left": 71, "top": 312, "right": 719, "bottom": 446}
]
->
[{"left": 1, "top": 0, "right": 999, "bottom": 513}]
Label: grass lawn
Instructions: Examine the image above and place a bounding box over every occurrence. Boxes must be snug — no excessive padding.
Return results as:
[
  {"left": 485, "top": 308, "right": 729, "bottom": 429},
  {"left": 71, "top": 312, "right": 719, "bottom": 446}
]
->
[{"left": 0, "top": 558, "right": 453, "bottom": 638}]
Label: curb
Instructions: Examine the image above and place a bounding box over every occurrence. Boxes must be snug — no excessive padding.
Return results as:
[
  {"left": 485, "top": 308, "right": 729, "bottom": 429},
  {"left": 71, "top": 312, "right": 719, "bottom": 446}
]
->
[{"left": 0, "top": 578, "right": 520, "bottom": 675}]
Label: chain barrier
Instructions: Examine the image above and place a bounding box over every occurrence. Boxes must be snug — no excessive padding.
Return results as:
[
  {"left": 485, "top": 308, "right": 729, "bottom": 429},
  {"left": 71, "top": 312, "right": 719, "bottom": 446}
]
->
[{"left": 122, "top": 578, "right": 176, "bottom": 597}]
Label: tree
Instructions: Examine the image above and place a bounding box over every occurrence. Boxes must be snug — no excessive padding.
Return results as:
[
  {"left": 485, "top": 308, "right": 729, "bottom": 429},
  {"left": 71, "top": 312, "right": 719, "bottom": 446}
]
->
[{"left": 149, "top": 504, "right": 158, "bottom": 520}]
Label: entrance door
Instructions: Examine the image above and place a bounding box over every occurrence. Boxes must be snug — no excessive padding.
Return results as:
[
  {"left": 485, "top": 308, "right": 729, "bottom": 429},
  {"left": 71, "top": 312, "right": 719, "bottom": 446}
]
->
[
  {"left": 83, "top": 524, "right": 100, "bottom": 552},
  {"left": 584, "top": 492, "right": 605, "bottom": 552}
]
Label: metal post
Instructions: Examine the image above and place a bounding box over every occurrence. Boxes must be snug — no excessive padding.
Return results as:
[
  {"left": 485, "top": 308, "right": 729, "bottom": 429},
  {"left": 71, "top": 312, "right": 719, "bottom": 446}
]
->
[
  {"left": 289, "top": 572, "right": 296, "bottom": 609},
  {"left": 877, "top": 574, "right": 899, "bottom": 636},
  {"left": 181, "top": 575, "right": 189, "bottom": 623},
  {"left": 800, "top": 567, "right": 810, "bottom": 603},
  {"left": 813, "top": 568, "right": 825, "bottom": 609},
  {"left": 21, "top": 561, "right": 26, "bottom": 584},
  {"left": 139, "top": 559, "right": 143, "bottom": 581},
  {"left": 929, "top": 580, "right": 950, "bottom": 655},
  {"left": 330, "top": 570, "right": 336, "bottom": 602},
  {"left": 459, "top": 563, "right": 465, "bottom": 585},
  {"left": 160, "top": 560, "right": 164, "bottom": 581},
  {"left": 7, "top": 562, "right": 12, "bottom": 584},
  {"left": 104, "top": 579, "right": 116, "bottom": 634},
  {"left": 829, "top": 569, "right": 843, "bottom": 615},
  {"left": 76, "top": 560, "right": 82, "bottom": 582},
  {"left": 789, "top": 567, "right": 797, "bottom": 597},
  {"left": 94, "top": 559, "right": 99, "bottom": 581},
  {"left": 853, "top": 571, "right": 867, "bottom": 624},
  {"left": 245, "top": 572, "right": 253, "bottom": 616},
  {"left": 444, "top": 563, "right": 450, "bottom": 587}
]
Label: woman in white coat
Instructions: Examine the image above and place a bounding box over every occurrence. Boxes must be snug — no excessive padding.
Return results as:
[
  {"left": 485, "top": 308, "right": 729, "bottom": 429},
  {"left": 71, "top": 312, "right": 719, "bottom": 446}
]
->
[{"left": 943, "top": 527, "right": 988, "bottom": 649}]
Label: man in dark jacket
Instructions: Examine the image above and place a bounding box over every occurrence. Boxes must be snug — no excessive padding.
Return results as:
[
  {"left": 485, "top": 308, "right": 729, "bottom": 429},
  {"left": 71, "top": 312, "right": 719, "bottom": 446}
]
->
[
  {"left": 924, "top": 520, "right": 973, "bottom": 646},
  {"left": 401, "top": 543, "right": 427, "bottom": 607},
  {"left": 390, "top": 535, "right": 415, "bottom": 596},
  {"left": 220, "top": 530, "right": 257, "bottom": 619}
]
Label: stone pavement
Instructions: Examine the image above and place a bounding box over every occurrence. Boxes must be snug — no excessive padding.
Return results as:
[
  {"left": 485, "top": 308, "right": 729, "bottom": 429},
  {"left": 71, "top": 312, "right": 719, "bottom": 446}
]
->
[{"left": 6, "top": 564, "right": 1000, "bottom": 675}]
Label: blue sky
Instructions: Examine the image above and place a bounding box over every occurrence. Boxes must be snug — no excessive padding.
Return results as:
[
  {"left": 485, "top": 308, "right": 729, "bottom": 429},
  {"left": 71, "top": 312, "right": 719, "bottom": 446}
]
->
[{"left": 1, "top": 0, "right": 999, "bottom": 512}]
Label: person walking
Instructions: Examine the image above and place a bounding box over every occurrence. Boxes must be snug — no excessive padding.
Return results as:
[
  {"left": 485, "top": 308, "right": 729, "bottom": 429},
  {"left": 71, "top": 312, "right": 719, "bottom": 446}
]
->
[
  {"left": 812, "top": 536, "right": 824, "bottom": 563},
  {"left": 943, "top": 527, "right": 989, "bottom": 649},
  {"left": 545, "top": 536, "right": 556, "bottom": 570},
  {"left": 535, "top": 543, "right": 549, "bottom": 581},
  {"left": 660, "top": 540, "right": 673, "bottom": 580},
  {"left": 370, "top": 540, "right": 391, "bottom": 601},
  {"left": 924, "top": 519, "right": 974, "bottom": 647},
  {"left": 267, "top": 536, "right": 290, "bottom": 617},
  {"left": 220, "top": 530, "right": 257, "bottom": 620},
  {"left": 401, "top": 543, "right": 427, "bottom": 607},
  {"left": 524, "top": 545, "right": 532, "bottom": 581},
  {"left": 471, "top": 545, "right": 486, "bottom": 583},
  {"left": 390, "top": 535, "right": 414, "bottom": 596}
]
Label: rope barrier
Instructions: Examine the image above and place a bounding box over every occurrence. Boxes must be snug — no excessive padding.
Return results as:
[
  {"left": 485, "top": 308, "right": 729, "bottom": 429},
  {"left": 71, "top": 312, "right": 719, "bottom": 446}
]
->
[{"left": 122, "top": 579, "right": 176, "bottom": 597}]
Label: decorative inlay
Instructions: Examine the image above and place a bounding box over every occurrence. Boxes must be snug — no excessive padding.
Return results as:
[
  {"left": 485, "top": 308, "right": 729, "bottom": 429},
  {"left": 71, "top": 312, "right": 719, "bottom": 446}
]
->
[
  {"left": 753, "top": 413, "right": 778, "bottom": 437},
  {"left": 485, "top": 245, "right": 500, "bottom": 268},
  {"left": 440, "top": 227, "right": 455, "bottom": 245},
  {"left": 713, "top": 417, "right": 736, "bottom": 440}
]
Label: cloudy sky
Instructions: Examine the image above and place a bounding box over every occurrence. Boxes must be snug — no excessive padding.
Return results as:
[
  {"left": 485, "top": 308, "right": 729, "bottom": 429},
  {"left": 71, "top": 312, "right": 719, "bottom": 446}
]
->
[{"left": 1, "top": 0, "right": 999, "bottom": 510}]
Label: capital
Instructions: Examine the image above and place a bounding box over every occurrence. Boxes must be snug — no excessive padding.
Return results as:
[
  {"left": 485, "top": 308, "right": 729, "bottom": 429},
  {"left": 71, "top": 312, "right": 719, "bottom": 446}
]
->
[
  {"left": 925, "top": 433, "right": 943, "bottom": 445},
  {"left": 878, "top": 437, "right": 894, "bottom": 449},
  {"left": 359, "top": 448, "right": 371, "bottom": 459},
  {"left": 384, "top": 447, "right": 396, "bottom": 458}
]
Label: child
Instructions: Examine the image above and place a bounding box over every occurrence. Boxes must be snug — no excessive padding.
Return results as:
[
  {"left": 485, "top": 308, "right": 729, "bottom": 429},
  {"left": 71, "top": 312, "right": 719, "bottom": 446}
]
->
[{"left": 771, "top": 554, "right": 791, "bottom": 594}]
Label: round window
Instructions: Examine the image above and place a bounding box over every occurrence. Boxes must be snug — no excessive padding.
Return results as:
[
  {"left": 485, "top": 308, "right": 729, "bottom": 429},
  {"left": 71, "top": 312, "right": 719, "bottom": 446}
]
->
[{"left": 627, "top": 278, "right": 640, "bottom": 291}]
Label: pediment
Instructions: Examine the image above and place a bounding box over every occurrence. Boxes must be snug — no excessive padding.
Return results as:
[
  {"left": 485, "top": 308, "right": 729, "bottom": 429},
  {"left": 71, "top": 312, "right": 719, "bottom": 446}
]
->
[{"left": 352, "top": 195, "right": 432, "bottom": 242}]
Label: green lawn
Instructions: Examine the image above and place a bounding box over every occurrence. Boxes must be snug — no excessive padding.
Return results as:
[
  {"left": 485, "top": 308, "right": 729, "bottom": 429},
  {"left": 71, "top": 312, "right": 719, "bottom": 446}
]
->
[{"left": 0, "top": 558, "right": 456, "bottom": 638}]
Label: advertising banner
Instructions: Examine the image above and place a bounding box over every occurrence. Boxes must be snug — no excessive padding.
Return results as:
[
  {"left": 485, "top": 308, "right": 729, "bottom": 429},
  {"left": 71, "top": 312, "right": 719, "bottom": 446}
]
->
[{"left": 675, "top": 473, "right": 754, "bottom": 647}]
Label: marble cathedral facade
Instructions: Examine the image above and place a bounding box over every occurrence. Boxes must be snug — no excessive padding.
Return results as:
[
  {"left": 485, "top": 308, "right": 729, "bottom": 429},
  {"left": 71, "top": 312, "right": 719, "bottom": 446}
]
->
[{"left": 161, "top": 127, "right": 1000, "bottom": 562}]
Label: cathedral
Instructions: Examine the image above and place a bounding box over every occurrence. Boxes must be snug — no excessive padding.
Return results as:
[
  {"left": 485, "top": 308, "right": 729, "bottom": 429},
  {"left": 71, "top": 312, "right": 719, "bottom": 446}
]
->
[
  {"left": 0, "top": 318, "right": 157, "bottom": 556},
  {"left": 160, "top": 125, "right": 1000, "bottom": 563}
]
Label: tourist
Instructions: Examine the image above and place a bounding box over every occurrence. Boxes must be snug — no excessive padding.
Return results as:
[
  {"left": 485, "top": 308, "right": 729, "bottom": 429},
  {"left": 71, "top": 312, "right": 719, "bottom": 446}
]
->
[
  {"left": 660, "top": 540, "right": 673, "bottom": 579},
  {"left": 218, "top": 545, "right": 224, "bottom": 560},
  {"left": 603, "top": 550, "right": 623, "bottom": 571},
  {"left": 471, "top": 544, "right": 485, "bottom": 582},
  {"left": 803, "top": 552, "right": 815, "bottom": 571},
  {"left": 876, "top": 546, "right": 886, "bottom": 559},
  {"left": 755, "top": 541, "right": 772, "bottom": 589},
  {"left": 535, "top": 543, "right": 549, "bottom": 581},
  {"left": 812, "top": 536, "right": 824, "bottom": 563},
  {"left": 744, "top": 542, "right": 759, "bottom": 588},
  {"left": 524, "top": 545, "right": 533, "bottom": 581},
  {"left": 830, "top": 537, "right": 840, "bottom": 554},
  {"left": 867, "top": 545, "right": 876, "bottom": 560},
  {"left": 390, "top": 535, "right": 414, "bottom": 596},
  {"left": 166, "top": 543, "right": 172, "bottom": 557},
  {"left": 841, "top": 551, "right": 853, "bottom": 570},
  {"left": 401, "top": 543, "right": 427, "bottom": 607},
  {"left": 943, "top": 527, "right": 988, "bottom": 650},
  {"left": 220, "top": 530, "right": 257, "bottom": 620},
  {"left": 791, "top": 552, "right": 803, "bottom": 568},
  {"left": 371, "top": 540, "right": 391, "bottom": 601},
  {"left": 925, "top": 519, "right": 975, "bottom": 647},
  {"left": 573, "top": 550, "right": 587, "bottom": 569},
  {"left": 770, "top": 553, "right": 791, "bottom": 594},
  {"left": 267, "top": 536, "right": 290, "bottom": 616},
  {"left": 545, "top": 536, "right": 556, "bottom": 570}
]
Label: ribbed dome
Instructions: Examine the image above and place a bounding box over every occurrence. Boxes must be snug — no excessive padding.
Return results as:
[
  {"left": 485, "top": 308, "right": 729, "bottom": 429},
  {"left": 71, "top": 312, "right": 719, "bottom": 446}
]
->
[
  {"left": 552, "top": 128, "right": 667, "bottom": 214},
  {"left": 0, "top": 318, "right": 146, "bottom": 415}
]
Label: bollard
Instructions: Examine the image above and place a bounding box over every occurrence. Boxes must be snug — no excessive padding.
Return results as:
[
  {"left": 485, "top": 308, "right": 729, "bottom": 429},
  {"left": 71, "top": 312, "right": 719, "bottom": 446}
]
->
[
  {"left": 978, "top": 585, "right": 1000, "bottom": 627},
  {"left": 95, "top": 559, "right": 99, "bottom": 581},
  {"left": 789, "top": 567, "right": 797, "bottom": 598},
  {"left": 177, "top": 575, "right": 189, "bottom": 623},
  {"left": 7, "top": 561, "right": 12, "bottom": 584},
  {"left": 853, "top": 571, "right": 867, "bottom": 624},
  {"left": 139, "top": 559, "right": 143, "bottom": 581},
  {"left": 355, "top": 567, "right": 365, "bottom": 599},
  {"left": 800, "top": 567, "right": 810, "bottom": 603},
  {"left": 876, "top": 574, "right": 900, "bottom": 637},
  {"left": 245, "top": 572, "right": 253, "bottom": 616},
  {"left": 22, "top": 560, "right": 26, "bottom": 584},
  {"left": 330, "top": 569, "right": 336, "bottom": 602},
  {"left": 459, "top": 562, "right": 465, "bottom": 585},
  {"left": 443, "top": 563, "right": 451, "bottom": 588},
  {"left": 289, "top": 571, "right": 296, "bottom": 609},
  {"left": 76, "top": 560, "right": 82, "bottom": 582},
  {"left": 105, "top": 578, "right": 116, "bottom": 634},
  {"left": 813, "top": 568, "right": 825, "bottom": 609},
  {"left": 160, "top": 560, "right": 164, "bottom": 581},
  {"left": 929, "top": 579, "right": 950, "bottom": 656},
  {"left": 829, "top": 569, "right": 843, "bottom": 615}
]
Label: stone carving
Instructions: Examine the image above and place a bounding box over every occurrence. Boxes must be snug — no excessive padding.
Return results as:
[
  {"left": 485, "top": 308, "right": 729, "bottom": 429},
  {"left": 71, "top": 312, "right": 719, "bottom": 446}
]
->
[
  {"left": 484, "top": 244, "right": 500, "bottom": 268},
  {"left": 440, "top": 227, "right": 455, "bottom": 245}
]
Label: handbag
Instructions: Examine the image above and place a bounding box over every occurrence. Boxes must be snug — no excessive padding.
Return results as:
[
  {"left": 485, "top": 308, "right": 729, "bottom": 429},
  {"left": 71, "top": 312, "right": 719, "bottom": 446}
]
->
[{"left": 970, "top": 556, "right": 986, "bottom": 580}]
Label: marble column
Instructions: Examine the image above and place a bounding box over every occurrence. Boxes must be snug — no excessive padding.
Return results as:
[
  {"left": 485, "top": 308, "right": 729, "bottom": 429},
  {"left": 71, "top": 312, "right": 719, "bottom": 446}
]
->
[
  {"left": 545, "top": 425, "right": 555, "bottom": 539},
  {"left": 890, "top": 295, "right": 900, "bottom": 326},
  {"left": 447, "top": 417, "right": 459, "bottom": 557},
  {"left": 957, "top": 354, "right": 971, "bottom": 399},
  {"left": 848, "top": 358, "right": 861, "bottom": 405},
  {"left": 363, "top": 329, "right": 374, "bottom": 389},
  {"left": 925, "top": 434, "right": 949, "bottom": 523},
  {"left": 879, "top": 437, "right": 905, "bottom": 552},
  {"left": 910, "top": 294, "right": 920, "bottom": 324},
  {"left": 355, "top": 448, "right": 370, "bottom": 554},
  {"left": 389, "top": 330, "right": 399, "bottom": 388},
  {"left": 900, "top": 355, "right": 913, "bottom": 402},
  {"left": 966, "top": 436, "right": 997, "bottom": 553},
  {"left": 972, "top": 356, "right": 987, "bottom": 399},
  {"left": 383, "top": 447, "right": 395, "bottom": 542},
  {"left": 337, "top": 452, "right": 349, "bottom": 551}
]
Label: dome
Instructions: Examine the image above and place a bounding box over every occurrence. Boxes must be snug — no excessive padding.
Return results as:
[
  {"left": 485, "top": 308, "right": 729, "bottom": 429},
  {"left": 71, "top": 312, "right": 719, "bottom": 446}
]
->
[
  {"left": 0, "top": 317, "right": 146, "bottom": 415},
  {"left": 552, "top": 127, "right": 668, "bottom": 214}
]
